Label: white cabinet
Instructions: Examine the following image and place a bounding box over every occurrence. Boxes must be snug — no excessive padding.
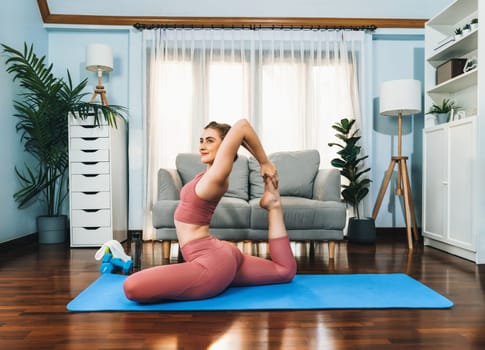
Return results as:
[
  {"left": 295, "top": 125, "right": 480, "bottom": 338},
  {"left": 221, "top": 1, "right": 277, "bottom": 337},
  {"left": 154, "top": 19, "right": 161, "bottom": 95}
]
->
[
  {"left": 423, "top": 0, "right": 482, "bottom": 262},
  {"left": 68, "top": 113, "right": 128, "bottom": 247},
  {"left": 422, "top": 118, "right": 476, "bottom": 260},
  {"left": 422, "top": 126, "right": 447, "bottom": 241}
]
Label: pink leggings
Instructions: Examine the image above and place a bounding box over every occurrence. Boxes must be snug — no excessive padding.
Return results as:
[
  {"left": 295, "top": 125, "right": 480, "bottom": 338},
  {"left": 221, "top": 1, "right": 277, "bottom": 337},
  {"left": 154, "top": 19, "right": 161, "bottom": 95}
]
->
[{"left": 123, "top": 236, "right": 296, "bottom": 303}]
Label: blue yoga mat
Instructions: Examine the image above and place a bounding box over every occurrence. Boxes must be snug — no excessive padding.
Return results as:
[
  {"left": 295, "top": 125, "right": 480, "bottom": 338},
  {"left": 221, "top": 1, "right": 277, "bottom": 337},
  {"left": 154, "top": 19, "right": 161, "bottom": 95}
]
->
[{"left": 67, "top": 273, "right": 453, "bottom": 312}]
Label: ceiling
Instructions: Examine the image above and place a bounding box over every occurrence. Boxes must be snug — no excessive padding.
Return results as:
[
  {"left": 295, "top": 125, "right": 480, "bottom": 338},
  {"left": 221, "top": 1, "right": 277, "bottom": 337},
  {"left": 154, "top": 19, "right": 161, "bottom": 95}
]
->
[{"left": 39, "top": 0, "right": 443, "bottom": 28}]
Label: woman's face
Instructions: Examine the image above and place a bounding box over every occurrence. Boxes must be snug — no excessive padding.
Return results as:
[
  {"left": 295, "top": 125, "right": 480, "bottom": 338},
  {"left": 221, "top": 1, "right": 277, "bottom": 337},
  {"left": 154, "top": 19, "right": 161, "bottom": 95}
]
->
[{"left": 199, "top": 127, "right": 223, "bottom": 164}]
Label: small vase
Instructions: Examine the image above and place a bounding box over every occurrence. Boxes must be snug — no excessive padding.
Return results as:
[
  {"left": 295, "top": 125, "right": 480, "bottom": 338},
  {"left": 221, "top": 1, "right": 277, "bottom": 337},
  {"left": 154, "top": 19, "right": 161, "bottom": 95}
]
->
[{"left": 436, "top": 112, "right": 449, "bottom": 124}]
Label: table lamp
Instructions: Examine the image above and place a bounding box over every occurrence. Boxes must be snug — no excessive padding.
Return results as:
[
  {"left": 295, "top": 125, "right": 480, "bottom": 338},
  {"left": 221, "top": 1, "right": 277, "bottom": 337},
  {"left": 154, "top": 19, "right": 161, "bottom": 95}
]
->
[{"left": 86, "top": 43, "right": 113, "bottom": 105}]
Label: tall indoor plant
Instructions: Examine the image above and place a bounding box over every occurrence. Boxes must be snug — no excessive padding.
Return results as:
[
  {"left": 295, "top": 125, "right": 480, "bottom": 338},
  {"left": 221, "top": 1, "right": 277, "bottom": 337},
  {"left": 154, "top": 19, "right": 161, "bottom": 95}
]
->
[
  {"left": 2, "top": 43, "right": 124, "bottom": 243},
  {"left": 328, "top": 118, "right": 375, "bottom": 243}
]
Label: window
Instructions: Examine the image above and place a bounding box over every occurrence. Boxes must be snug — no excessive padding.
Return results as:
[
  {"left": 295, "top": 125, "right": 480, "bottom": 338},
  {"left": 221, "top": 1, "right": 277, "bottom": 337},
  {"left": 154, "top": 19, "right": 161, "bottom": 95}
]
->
[{"left": 150, "top": 37, "right": 360, "bottom": 163}]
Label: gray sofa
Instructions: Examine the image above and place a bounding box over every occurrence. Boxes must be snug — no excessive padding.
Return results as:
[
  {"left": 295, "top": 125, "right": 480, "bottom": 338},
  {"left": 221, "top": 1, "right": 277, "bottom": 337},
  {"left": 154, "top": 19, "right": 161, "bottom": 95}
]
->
[{"left": 152, "top": 149, "right": 346, "bottom": 259}]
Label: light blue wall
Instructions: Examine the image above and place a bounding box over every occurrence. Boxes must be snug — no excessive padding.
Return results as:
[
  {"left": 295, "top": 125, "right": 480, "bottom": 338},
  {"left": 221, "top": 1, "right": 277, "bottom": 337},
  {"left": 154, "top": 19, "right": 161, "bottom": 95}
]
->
[
  {"left": 370, "top": 31, "right": 425, "bottom": 228},
  {"left": 0, "top": 0, "right": 453, "bottom": 243},
  {"left": 0, "top": 1, "right": 47, "bottom": 243}
]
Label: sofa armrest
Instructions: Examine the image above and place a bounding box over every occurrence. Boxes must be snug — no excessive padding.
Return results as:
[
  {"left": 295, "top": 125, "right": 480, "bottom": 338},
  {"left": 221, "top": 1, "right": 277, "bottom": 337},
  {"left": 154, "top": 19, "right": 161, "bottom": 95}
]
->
[
  {"left": 312, "top": 169, "right": 341, "bottom": 202},
  {"left": 158, "top": 168, "right": 182, "bottom": 200}
]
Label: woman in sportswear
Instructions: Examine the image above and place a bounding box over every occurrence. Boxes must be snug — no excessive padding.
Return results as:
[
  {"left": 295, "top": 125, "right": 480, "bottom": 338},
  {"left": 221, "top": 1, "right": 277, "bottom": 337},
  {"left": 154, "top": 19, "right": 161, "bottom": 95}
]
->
[{"left": 123, "top": 119, "right": 296, "bottom": 303}]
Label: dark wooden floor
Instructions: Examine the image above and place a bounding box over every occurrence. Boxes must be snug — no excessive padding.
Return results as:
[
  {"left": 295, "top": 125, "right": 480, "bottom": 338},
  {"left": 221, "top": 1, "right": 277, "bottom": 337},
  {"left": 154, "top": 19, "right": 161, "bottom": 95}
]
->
[{"left": 1, "top": 232, "right": 484, "bottom": 350}]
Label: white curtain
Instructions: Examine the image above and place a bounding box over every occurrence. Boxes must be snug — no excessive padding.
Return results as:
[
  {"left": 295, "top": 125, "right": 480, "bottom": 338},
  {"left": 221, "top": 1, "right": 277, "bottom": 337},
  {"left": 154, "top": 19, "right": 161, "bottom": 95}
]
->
[{"left": 142, "top": 28, "right": 369, "bottom": 239}]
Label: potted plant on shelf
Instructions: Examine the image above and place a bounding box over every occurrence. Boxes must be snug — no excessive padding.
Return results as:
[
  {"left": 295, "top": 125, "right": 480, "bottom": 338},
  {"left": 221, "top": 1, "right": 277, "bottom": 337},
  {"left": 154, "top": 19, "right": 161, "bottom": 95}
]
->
[
  {"left": 2, "top": 43, "right": 125, "bottom": 244},
  {"left": 463, "top": 23, "right": 472, "bottom": 35},
  {"left": 328, "top": 118, "right": 375, "bottom": 244},
  {"left": 454, "top": 27, "right": 463, "bottom": 40},
  {"left": 471, "top": 18, "right": 478, "bottom": 31},
  {"left": 426, "top": 98, "right": 459, "bottom": 125}
]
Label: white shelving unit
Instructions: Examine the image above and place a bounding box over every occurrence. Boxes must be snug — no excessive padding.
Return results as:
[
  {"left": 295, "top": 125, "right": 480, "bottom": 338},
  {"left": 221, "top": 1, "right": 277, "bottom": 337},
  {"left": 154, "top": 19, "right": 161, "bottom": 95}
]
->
[
  {"left": 423, "top": 0, "right": 484, "bottom": 263},
  {"left": 68, "top": 113, "right": 128, "bottom": 247}
]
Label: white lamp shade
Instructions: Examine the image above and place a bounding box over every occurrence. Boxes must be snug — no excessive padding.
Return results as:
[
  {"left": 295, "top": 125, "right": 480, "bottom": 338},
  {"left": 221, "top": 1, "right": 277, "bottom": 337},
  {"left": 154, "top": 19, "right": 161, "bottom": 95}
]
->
[
  {"left": 380, "top": 79, "right": 421, "bottom": 116},
  {"left": 86, "top": 44, "right": 113, "bottom": 72}
]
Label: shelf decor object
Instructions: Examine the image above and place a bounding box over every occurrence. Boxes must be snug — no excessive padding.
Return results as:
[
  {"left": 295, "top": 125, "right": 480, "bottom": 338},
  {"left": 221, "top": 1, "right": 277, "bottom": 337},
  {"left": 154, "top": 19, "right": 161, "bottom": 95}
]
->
[
  {"left": 373, "top": 79, "right": 421, "bottom": 250},
  {"left": 86, "top": 43, "right": 113, "bottom": 106},
  {"left": 436, "top": 58, "right": 467, "bottom": 85}
]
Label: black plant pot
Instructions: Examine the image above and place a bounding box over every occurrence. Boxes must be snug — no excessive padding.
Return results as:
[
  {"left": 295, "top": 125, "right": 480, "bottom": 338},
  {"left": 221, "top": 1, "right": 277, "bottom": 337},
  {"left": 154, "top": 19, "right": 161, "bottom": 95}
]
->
[{"left": 347, "top": 217, "right": 376, "bottom": 244}]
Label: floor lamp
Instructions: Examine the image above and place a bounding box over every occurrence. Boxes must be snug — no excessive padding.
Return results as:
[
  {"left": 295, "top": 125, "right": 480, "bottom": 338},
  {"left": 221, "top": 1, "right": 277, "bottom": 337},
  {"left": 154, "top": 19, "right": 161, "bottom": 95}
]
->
[
  {"left": 372, "top": 79, "right": 421, "bottom": 250},
  {"left": 86, "top": 43, "right": 113, "bottom": 106}
]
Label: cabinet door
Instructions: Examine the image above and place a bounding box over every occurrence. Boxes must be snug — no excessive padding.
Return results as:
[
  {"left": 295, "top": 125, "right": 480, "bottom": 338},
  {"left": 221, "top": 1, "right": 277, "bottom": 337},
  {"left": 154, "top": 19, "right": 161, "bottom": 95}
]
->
[
  {"left": 423, "top": 127, "right": 448, "bottom": 240},
  {"left": 448, "top": 119, "right": 476, "bottom": 249}
]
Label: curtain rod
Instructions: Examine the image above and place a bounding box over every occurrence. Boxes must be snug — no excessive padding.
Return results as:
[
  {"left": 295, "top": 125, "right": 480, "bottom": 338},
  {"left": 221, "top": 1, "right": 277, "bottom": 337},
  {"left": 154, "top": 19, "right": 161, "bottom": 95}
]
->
[{"left": 133, "top": 23, "right": 377, "bottom": 31}]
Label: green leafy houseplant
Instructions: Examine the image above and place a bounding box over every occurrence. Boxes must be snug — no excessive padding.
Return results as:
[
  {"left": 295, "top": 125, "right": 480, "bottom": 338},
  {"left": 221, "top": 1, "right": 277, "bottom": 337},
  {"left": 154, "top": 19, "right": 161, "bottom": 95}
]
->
[
  {"left": 2, "top": 43, "right": 125, "bottom": 217},
  {"left": 426, "top": 98, "right": 458, "bottom": 114},
  {"left": 426, "top": 98, "right": 459, "bottom": 123},
  {"left": 328, "top": 118, "right": 371, "bottom": 219}
]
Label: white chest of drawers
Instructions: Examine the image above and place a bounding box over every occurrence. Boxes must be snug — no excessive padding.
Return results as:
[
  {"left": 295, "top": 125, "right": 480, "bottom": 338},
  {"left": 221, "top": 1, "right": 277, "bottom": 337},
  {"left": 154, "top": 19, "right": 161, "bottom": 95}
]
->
[{"left": 68, "top": 113, "right": 128, "bottom": 247}]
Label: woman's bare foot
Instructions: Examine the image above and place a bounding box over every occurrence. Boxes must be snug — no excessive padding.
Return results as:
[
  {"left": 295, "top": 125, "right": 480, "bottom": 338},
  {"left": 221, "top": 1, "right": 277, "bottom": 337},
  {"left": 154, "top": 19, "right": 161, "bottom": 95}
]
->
[{"left": 260, "top": 176, "right": 282, "bottom": 210}]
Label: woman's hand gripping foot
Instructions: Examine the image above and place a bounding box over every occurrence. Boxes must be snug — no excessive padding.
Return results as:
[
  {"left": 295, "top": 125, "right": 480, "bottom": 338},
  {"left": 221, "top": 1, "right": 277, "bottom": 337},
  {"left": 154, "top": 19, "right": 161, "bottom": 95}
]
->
[{"left": 260, "top": 175, "right": 282, "bottom": 210}]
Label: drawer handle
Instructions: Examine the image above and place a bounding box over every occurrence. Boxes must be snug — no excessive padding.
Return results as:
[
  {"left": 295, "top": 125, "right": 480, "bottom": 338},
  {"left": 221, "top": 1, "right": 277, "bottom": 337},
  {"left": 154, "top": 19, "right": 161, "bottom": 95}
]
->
[
  {"left": 83, "top": 209, "right": 100, "bottom": 213},
  {"left": 82, "top": 192, "right": 100, "bottom": 195},
  {"left": 81, "top": 125, "right": 97, "bottom": 129},
  {"left": 82, "top": 162, "right": 99, "bottom": 165},
  {"left": 82, "top": 174, "right": 99, "bottom": 178},
  {"left": 81, "top": 150, "right": 98, "bottom": 153},
  {"left": 82, "top": 137, "right": 99, "bottom": 141},
  {"left": 84, "top": 227, "right": 101, "bottom": 230}
]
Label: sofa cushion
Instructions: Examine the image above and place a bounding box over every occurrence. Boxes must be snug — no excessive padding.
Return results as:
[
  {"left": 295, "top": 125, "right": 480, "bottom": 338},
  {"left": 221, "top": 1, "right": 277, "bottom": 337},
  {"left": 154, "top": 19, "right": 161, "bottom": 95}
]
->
[
  {"left": 210, "top": 197, "right": 250, "bottom": 228},
  {"left": 152, "top": 200, "right": 179, "bottom": 228},
  {"left": 157, "top": 169, "right": 180, "bottom": 200},
  {"left": 249, "top": 197, "right": 346, "bottom": 230},
  {"left": 176, "top": 153, "right": 206, "bottom": 185},
  {"left": 226, "top": 156, "right": 249, "bottom": 200},
  {"left": 249, "top": 149, "right": 320, "bottom": 199},
  {"left": 176, "top": 153, "right": 249, "bottom": 200}
]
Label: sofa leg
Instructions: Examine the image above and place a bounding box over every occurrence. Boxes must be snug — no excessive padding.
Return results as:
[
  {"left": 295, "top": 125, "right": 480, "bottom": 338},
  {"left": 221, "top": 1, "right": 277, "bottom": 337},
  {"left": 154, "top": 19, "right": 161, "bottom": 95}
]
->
[
  {"left": 252, "top": 242, "right": 259, "bottom": 256},
  {"left": 242, "top": 241, "right": 253, "bottom": 255},
  {"left": 309, "top": 241, "right": 315, "bottom": 257},
  {"left": 328, "top": 241, "right": 336, "bottom": 260},
  {"left": 162, "top": 240, "right": 171, "bottom": 260}
]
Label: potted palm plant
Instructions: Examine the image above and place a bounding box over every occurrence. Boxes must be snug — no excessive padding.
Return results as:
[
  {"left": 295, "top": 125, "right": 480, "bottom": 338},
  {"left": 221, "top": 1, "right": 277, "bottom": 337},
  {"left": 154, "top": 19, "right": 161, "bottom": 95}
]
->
[
  {"left": 328, "top": 118, "right": 375, "bottom": 243},
  {"left": 2, "top": 43, "right": 125, "bottom": 244}
]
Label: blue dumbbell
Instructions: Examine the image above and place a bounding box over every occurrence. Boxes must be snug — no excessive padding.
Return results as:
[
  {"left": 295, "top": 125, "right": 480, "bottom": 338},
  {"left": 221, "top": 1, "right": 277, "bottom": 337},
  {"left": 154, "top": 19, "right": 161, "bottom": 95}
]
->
[{"left": 99, "top": 253, "right": 133, "bottom": 274}]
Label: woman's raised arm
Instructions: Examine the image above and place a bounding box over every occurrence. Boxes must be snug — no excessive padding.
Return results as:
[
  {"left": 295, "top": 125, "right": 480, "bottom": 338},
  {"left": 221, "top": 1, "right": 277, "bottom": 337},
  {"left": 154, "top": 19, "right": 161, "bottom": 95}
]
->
[{"left": 208, "top": 119, "right": 277, "bottom": 185}]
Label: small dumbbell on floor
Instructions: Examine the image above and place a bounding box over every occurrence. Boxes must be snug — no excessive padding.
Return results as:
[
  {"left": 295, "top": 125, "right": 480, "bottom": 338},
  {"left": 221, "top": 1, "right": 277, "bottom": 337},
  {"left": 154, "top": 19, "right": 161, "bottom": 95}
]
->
[
  {"left": 99, "top": 253, "right": 133, "bottom": 274},
  {"left": 95, "top": 240, "right": 134, "bottom": 275}
]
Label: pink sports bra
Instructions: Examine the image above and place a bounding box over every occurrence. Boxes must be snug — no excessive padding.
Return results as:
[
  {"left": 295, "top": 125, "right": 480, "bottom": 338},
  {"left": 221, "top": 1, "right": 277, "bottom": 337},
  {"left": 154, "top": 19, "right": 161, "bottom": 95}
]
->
[{"left": 174, "top": 172, "right": 220, "bottom": 226}]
